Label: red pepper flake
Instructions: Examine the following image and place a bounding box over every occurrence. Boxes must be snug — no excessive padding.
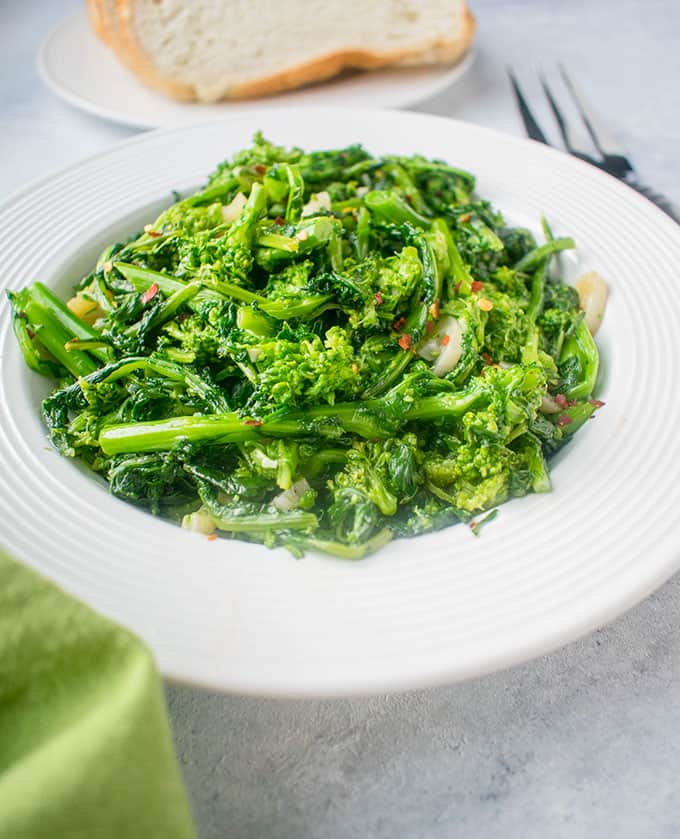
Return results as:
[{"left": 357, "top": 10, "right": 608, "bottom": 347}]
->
[
  {"left": 274, "top": 216, "right": 285, "bottom": 226},
  {"left": 143, "top": 224, "right": 162, "bottom": 238},
  {"left": 558, "top": 413, "right": 573, "bottom": 427},
  {"left": 453, "top": 281, "right": 462, "bottom": 295},
  {"left": 141, "top": 282, "right": 159, "bottom": 304},
  {"left": 429, "top": 299, "right": 440, "bottom": 319},
  {"left": 176, "top": 311, "right": 191, "bottom": 323},
  {"left": 442, "top": 334, "right": 451, "bottom": 346},
  {"left": 588, "top": 399, "right": 605, "bottom": 408},
  {"left": 481, "top": 352, "right": 493, "bottom": 365},
  {"left": 425, "top": 320, "right": 434, "bottom": 334},
  {"left": 471, "top": 281, "right": 484, "bottom": 292},
  {"left": 374, "top": 291, "right": 383, "bottom": 306},
  {"left": 392, "top": 316, "right": 406, "bottom": 331},
  {"left": 554, "top": 394, "right": 568, "bottom": 409},
  {"left": 207, "top": 533, "right": 218, "bottom": 542},
  {"left": 26, "top": 327, "right": 35, "bottom": 339},
  {"left": 398, "top": 333, "right": 412, "bottom": 351},
  {"left": 254, "top": 164, "right": 266, "bottom": 175},
  {"left": 405, "top": 195, "right": 413, "bottom": 205},
  {"left": 459, "top": 212, "right": 472, "bottom": 223},
  {"left": 243, "top": 419, "right": 263, "bottom": 427}
]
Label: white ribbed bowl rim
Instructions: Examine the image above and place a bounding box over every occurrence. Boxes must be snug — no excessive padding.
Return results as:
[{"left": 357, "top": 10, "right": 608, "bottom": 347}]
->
[{"left": 1, "top": 108, "right": 678, "bottom": 698}]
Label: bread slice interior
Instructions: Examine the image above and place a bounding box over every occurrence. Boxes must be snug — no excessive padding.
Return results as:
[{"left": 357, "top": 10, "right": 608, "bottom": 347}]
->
[{"left": 112, "top": 0, "right": 475, "bottom": 102}]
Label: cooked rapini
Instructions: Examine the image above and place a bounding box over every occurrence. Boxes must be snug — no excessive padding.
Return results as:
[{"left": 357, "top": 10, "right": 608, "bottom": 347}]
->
[{"left": 8, "top": 134, "right": 605, "bottom": 558}]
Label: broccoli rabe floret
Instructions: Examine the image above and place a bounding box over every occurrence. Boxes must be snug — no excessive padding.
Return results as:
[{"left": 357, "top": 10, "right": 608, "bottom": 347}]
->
[
  {"left": 353, "top": 246, "right": 423, "bottom": 327},
  {"left": 497, "top": 227, "right": 537, "bottom": 265},
  {"left": 220, "top": 182, "right": 267, "bottom": 280},
  {"left": 327, "top": 436, "right": 423, "bottom": 544},
  {"left": 432, "top": 202, "right": 507, "bottom": 281},
  {"left": 153, "top": 202, "right": 225, "bottom": 235},
  {"left": 486, "top": 364, "right": 547, "bottom": 430},
  {"left": 438, "top": 363, "right": 546, "bottom": 445},
  {"left": 544, "top": 281, "right": 580, "bottom": 313},
  {"left": 488, "top": 265, "right": 531, "bottom": 300},
  {"left": 206, "top": 132, "right": 302, "bottom": 189},
  {"left": 424, "top": 439, "right": 512, "bottom": 513},
  {"left": 376, "top": 246, "right": 423, "bottom": 311},
  {"left": 421, "top": 364, "right": 549, "bottom": 513},
  {"left": 424, "top": 433, "right": 547, "bottom": 514},
  {"left": 332, "top": 445, "right": 397, "bottom": 517},
  {"left": 314, "top": 246, "right": 423, "bottom": 331},
  {"left": 160, "top": 300, "right": 235, "bottom": 364},
  {"left": 538, "top": 281, "right": 581, "bottom": 361},
  {"left": 174, "top": 232, "right": 230, "bottom": 283},
  {"left": 264, "top": 261, "right": 314, "bottom": 301},
  {"left": 480, "top": 290, "right": 530, "bottom": 363},
  {"left": 245, "top": 325, "right": 361, "bottom": 412},
  {"left": 332, "top": 435, "right": 422, "bottom": 507},
  {"left": 174, "top": 183, "right": 266, "bottom": 284}
]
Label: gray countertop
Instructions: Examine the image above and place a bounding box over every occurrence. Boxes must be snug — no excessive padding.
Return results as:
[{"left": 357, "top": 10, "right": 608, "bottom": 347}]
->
[{"left": 3, "top": 1, "right": 680, "bottom": 836}]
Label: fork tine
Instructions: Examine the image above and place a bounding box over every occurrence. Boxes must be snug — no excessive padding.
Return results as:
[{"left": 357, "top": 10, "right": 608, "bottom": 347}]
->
[
  {"left": 538, "top": 74, "right": 573, "bottom": 152},
  {"left": 539, "top": 73, "right": 598, "bottom": 161},
  {"left": 507, "top": 69, "right": 549, "bottom": 144},
  {"left": 558, "top": 64, "right": 630, "bottom": 159}
]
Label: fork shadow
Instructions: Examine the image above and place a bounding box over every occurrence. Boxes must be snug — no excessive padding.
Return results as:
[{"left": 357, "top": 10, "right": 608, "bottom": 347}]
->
[{"left": 166, "top": 571, "right": 680, "bottom": 839}]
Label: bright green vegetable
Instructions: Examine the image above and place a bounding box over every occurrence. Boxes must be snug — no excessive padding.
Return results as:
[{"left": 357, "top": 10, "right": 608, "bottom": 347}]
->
[{"left": 7, "top": 134, "right": 605, "bottom": 558}]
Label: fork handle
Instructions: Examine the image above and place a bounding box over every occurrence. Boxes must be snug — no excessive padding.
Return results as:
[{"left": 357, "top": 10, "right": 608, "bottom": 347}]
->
[{"left": 623, "top": 176, "right": 680, "bottom": 224}]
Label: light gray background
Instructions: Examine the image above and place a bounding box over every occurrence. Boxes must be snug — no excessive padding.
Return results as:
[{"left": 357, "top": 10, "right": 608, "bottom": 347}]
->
[{"left": 2, "top": 1, "right": 680, "bottom": 836}]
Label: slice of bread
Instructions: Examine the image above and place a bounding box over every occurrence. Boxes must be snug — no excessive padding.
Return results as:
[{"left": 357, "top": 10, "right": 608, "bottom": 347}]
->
[{"left": 109, "top": 0, "right": 474, "bottom": 102}]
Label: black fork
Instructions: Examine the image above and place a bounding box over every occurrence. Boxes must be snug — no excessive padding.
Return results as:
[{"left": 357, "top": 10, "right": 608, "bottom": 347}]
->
[{"left": 508, "top": 66, "right": 679, "bottom": 223}]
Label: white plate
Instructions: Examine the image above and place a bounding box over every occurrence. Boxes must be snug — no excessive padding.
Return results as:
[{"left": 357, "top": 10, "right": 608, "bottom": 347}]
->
[
  {"left": 38, "top": 13, "right": 475, "bottom": 129},
  {"left": 1, "top": 109, "right": 679, "bottom": 697}
]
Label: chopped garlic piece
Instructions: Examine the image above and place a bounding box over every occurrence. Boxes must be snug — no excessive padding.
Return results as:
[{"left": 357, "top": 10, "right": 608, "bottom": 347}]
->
[
  {"left": 302, "top": 191, "right": 331, "bottom": 217},
  {"left": 574, "top": 271, "right": 608, "bottom": 335},
  {"left": 182, "top": 510, "right": 216, "bottom": 535}
]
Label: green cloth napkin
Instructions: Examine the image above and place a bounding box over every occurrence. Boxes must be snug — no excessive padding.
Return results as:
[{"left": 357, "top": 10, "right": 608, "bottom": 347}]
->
[{"left": 0, "top": 550, "right": 196, "bottom": 839}]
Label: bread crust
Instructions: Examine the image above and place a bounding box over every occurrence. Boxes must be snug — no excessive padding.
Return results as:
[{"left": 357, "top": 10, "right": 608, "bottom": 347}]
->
[
  {"left": 101, "top": 0, "right": 152, "bottom": 77},
  {"left": 86, "top": 0, "right": 110, "bottom": 44},
  {"left": 114, "top": 0, "right": 195, "bottom": 99},
  {"left": 113, "top": 1, "right": 475, "bottom": 103}
]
